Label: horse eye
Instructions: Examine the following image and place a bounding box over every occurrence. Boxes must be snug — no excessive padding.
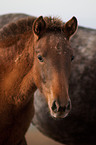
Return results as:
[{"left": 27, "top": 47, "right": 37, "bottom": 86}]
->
[
  {"left": 37, "top": 55, "right": 44, "bottom": 62},
  {"left": 71, "top": 56, "right": 75, "bottom": 61}
]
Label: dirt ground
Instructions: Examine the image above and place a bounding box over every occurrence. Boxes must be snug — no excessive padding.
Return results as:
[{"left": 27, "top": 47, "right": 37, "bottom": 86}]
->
[{"left": 25, "top": 125, "right": 64, "bottom": 145}]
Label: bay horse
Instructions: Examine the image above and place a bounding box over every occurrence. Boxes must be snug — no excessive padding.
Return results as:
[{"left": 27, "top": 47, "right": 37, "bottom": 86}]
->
[
  {"left": 0, "top": 15, "right": 77, "bottom": 145},
  {"left": 33, "top": 25, "right": 96, "bottom": 145}
]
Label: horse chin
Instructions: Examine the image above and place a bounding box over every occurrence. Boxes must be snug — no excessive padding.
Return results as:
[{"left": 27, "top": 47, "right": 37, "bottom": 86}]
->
[{"left": 50, "top": 110, "right": 69, "bottom": 119}]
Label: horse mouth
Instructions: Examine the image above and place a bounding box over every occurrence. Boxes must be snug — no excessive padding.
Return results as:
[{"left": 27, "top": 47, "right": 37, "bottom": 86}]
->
[{"left": 50, "top": 109, "right": 70, "bottom": 119}]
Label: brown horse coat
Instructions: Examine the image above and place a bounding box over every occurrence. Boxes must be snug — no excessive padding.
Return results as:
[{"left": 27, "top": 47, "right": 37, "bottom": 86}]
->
[
  {"left": 0, "top": 14, "right": 77, "bottom": 145},
  {"left": 1, "top": 14, "right": 96, "bottom": 145},
  {"left": 33, "top": 23, "right": 96, "bottom": 145}
]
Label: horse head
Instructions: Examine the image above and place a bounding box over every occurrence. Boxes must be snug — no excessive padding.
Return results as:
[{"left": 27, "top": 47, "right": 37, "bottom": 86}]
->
[{"left": 32, "top": 16, "right": 77, "bottom": 118}]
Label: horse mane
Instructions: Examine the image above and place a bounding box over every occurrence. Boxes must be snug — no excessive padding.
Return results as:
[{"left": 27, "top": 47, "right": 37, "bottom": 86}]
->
[
  {"left": 0, "top": 16, "right": 36, "bottom": 41},
  {"left": 0, "top": 16, "right": 64, "bottom": 46}
]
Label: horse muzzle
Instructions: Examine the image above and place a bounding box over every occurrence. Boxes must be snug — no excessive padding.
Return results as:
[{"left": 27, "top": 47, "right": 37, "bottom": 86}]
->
[{"left": 50, "top": 99, "right": 71, "bottom": 118}]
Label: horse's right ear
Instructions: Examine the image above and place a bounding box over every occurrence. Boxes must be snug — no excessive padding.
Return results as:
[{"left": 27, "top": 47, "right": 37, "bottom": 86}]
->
[{"left": 33, "top": 16, "right": 46, "bottom": 37}]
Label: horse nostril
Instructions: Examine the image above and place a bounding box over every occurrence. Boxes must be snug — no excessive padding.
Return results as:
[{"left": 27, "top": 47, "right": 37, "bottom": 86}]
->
[
  {"left": 66, "top": 100, "right": 71, "bottom": 110},
  {"left": 51, "top": 101, "right": 67, "bottom": 113},
  {"left": 51, "top": 100, "right": 71, "bottom": 114},
  {"left": 51, "top": 101, "right": 57, "bottom": 113}
]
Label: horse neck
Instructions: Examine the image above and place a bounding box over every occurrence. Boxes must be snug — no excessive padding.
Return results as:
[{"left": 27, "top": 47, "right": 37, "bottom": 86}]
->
[
  {"left": 0, "top": 32, "right": 36, "bottom": 104},
  {"left": 0, "top": 32, "right": 34, "bottom": 70}
]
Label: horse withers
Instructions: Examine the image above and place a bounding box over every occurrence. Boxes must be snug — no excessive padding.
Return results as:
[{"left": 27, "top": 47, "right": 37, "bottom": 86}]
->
[{"left": 0, "top": 15, "right": 77, "bottom": 145}]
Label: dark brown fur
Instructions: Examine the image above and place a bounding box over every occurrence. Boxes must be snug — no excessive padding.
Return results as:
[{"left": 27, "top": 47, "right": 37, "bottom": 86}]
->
[{"left": 0, "top": 14, "right": 77, "bottom": 145}]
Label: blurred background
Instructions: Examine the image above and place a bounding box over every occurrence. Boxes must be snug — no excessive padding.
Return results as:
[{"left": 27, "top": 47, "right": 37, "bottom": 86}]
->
[
  {"left": 0, "top": 0, "right": 96, "bottom": 29},
  {"left": 0, "top": 0, "right": 95, "bottom": 145}
]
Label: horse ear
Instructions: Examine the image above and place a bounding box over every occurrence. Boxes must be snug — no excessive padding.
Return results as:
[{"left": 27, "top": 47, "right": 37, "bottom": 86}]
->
[
  {"left": 63, "top": 16, "right": 78, "bottom": 40},
  {"left": 33, "top": 16, "right": 46, "bottom": 36}
]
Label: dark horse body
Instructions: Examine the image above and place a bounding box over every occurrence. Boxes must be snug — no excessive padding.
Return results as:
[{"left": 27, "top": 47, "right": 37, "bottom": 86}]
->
[{"left": 0, "top": 14, "right": 77, "bottom": 145}]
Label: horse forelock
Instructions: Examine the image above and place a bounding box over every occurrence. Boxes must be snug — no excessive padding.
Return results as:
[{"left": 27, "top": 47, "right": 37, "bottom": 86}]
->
[{"left": 44, "top": 17, "right": 64, "bottom": 32}]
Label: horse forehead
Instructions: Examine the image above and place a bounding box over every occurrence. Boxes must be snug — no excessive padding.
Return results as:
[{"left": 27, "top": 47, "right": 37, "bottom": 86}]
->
[
  {"left": 36, "top": 33, "right": 71, "bottom": 55},
  {"left": 43, "top": 34, "right": 68, "bottom": 50},
  {"left": 48, "top": 34, "right": 71, "bottom": 54},
  {"left": 49, "top": 34, "right": 66, "bottom": 43}
]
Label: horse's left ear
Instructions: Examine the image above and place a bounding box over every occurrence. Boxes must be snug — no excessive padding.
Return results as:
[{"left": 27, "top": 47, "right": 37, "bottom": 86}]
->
[
  {"left": 63, "top": 16, "right": 78, "bottom": 40},
  {"left": 33, "top": 16, "right": 46, "bottom": 37}
]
